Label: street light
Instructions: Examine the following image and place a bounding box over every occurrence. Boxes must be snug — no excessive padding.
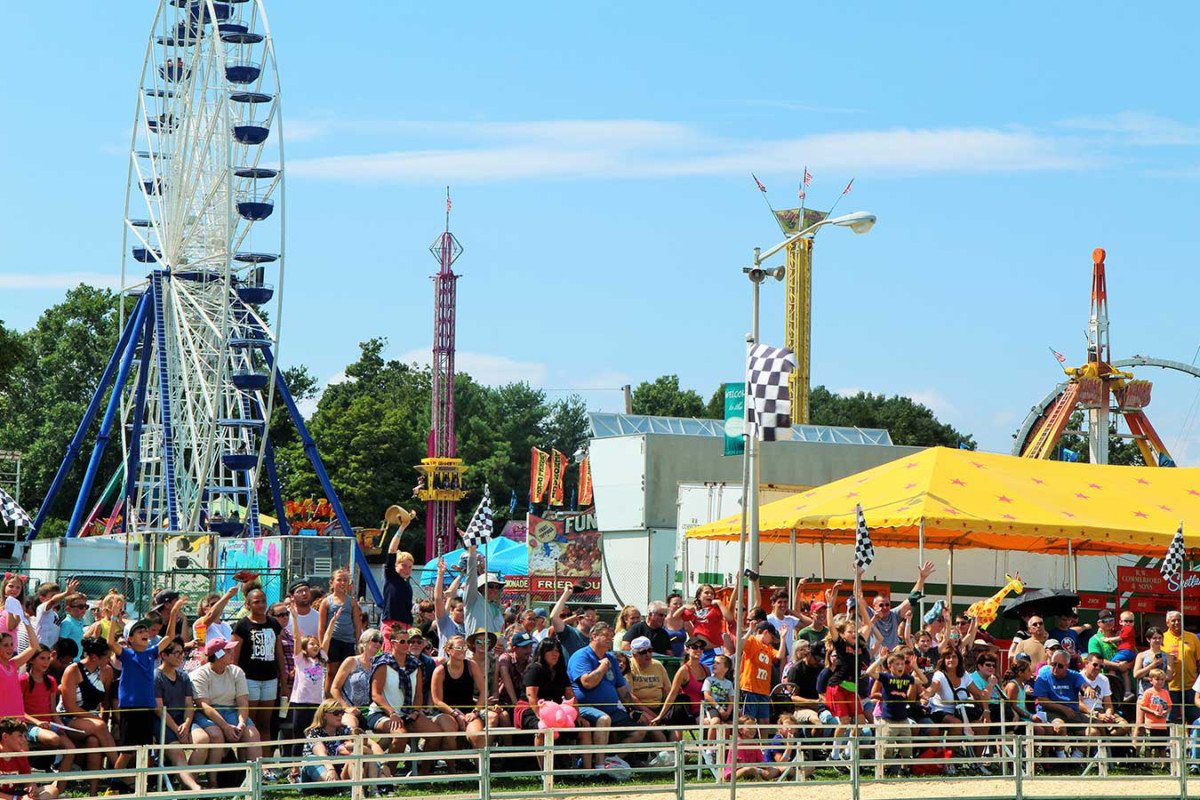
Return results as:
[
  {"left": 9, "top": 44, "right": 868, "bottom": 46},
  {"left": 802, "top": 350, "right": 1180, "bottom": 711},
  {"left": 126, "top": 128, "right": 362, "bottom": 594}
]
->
[{"left": 755, "top": 210, "right": 877, "bottom": 264}]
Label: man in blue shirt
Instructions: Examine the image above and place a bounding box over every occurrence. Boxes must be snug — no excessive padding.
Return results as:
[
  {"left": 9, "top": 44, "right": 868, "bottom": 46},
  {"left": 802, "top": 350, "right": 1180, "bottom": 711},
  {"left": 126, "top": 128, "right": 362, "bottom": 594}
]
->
[
  {"left": 567, "top": 622, "right": 647, "bottom": 748},
  {"left": 1033, "top": 650, "right": 1094, "bottom": 730}
]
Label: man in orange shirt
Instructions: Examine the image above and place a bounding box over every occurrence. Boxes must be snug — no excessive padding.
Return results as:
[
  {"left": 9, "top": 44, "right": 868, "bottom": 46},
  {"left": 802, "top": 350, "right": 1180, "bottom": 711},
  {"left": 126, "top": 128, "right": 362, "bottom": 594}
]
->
[{"left": 740, "top": 621, "right": 780, "bottom": 723}]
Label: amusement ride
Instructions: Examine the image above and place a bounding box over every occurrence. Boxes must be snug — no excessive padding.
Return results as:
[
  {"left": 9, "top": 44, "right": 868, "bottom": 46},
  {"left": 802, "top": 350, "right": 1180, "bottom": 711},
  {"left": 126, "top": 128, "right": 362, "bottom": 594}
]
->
[
  {"left": 1014, "top": 247, "right": 1200, "bottom": 466},
  {"left": 27, "top": 0, "right": 382, "bottom": 602}
]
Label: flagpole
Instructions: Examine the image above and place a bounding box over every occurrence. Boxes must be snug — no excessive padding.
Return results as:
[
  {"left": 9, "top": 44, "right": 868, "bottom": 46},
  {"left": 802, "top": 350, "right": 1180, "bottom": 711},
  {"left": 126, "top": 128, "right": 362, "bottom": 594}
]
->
[
  {"left": 729, "top": 335, "right": 753, "bottom": 800},
  {"left": 819, "top": 177, "right": 855, "bottom": 235},
  {"left": 1181, "top": 536, "right": 1187, "bottom": 791},
  {"left": 752, "top": 173, "right": 785, "bottom": 234}
]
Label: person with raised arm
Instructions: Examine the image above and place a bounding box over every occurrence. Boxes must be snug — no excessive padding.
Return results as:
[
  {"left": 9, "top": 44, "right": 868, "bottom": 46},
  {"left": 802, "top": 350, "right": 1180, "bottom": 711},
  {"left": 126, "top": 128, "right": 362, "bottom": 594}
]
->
[{"left": 433, "top": 557, "right": 465, "bottom": 657}]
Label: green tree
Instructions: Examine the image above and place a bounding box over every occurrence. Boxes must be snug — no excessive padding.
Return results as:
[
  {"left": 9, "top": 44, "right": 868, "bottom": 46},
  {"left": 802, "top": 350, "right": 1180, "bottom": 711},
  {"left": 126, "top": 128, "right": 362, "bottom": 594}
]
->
[
  {"left": 705, "top": 384, "right": 726, "bottom": 420},
  {"left": 808, "top": 385, "right": 976, "bottom": 449},
  {"left": 0, "top": 286, "right": 121, "bottom": 533},
  {"left": 1054, "top": 411, "right": 1145, "bottom": 466},
  {"left": 630, "top": 374, "right": 707, "bottom": 418}
]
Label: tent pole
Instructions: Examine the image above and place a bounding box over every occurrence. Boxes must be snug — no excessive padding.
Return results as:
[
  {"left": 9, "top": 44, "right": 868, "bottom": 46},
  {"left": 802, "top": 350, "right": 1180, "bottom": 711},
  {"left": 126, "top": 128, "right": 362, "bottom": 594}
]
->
[
  {"left": 947, "top": 546, "right": 955, "bottom": 613},
  {"left": 918, "top": 519, "right": 926, "bottom": 624},
  {"left": 789, "top": 528, "right": 797, "bottom": 611},
  {"left": 820, "top": 541, "right": 826, "bottom": 581},
  {"left": 1067, "top": 538, "right": 1077, "bottom": 592}
]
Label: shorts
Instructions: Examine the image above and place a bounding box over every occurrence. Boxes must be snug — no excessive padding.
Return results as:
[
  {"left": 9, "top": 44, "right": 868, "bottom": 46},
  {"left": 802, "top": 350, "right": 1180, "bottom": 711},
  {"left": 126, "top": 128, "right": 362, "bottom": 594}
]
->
[
  {"left": 328, "top": 639, "right": 356, "bottom": 663},
  {"left": 301, "top": 764, "right": 330, "bottom": 782},
  {"left": 26, "top": 725, "right": 44, "bottom": 745},
  {"left": 119, "top": 706, "right": 158, "bottom": 747},
  {"left": 662, "top": 703, "right": 698, "bottom": 728},
  {"left": 366, "top": 710, "right": 404, "bottom": 731},
  {"left": 246, "top": 677, "right": 279, "bottom": 701},
  {"left": 1045, "top": 707, "right": 1086, "bottom": 725},
  {"left": 606, "top": 707, "right": 643, "bottom": 730},
  {"left": 741, "top": 691, "right": 772, "bottom": 721},
  {"left": 194, "top": 708, "right": 241, "bottom": 730},
  {"left": 1113, "top": 649, "right": 1135, "bottom": 663},
  {"left": 576, "top": 706, "right": 610, "bottom": 726},
  {"left": 825, "top": 684, "right": 863, "bottom": 721},
  {"left": 928, "top": 709, "right": 961, "bottom": 725}
]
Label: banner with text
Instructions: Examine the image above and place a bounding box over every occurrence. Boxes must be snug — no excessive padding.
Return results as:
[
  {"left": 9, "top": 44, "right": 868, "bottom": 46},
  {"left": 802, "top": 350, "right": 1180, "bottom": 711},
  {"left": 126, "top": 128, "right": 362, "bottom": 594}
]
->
[
  {"left": 526, "top": 507, "right": 601, "bottom": 597},
  {"left": 723, "top": 381, "right": 745, "bottom": 456},
  {"left": 1117, "top": 565, "right": 1200, "bottom": 597}
]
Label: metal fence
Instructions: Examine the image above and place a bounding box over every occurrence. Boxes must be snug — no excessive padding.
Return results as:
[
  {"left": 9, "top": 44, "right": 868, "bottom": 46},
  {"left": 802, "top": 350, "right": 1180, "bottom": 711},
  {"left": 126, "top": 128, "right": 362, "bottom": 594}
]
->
[{"left": 10, "top": 720, "right": 1200, "bottom": 800}]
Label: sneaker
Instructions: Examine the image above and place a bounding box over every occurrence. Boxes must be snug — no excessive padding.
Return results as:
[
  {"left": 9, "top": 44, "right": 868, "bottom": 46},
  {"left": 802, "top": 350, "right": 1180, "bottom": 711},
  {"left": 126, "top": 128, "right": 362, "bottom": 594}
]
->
[
  {"left": 1123, "top": 692, "right": 1136, "bottom": 702},
  {"left": 262, "top": 769, "right": 281, "bottom": 783}
]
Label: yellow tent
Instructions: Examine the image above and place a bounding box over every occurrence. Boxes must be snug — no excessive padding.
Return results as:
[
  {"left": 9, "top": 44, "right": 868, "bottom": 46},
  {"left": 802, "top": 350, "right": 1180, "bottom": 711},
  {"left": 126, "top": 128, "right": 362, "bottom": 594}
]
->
[{"left": 686, "top": 446, "right": 1200, "bottom": 557}]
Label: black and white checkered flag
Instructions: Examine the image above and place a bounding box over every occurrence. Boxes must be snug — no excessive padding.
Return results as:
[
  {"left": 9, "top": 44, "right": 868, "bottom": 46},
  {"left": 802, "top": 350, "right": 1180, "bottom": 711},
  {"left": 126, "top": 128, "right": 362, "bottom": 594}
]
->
[
  {"left": 746, "top": 342, "right": 797, "bottom": 442},
  {"left": 0, "top": 488, "right": 31, "bottom": 528},
  {"left": 461, "top": 486, "right": 493, "bottom": 548},
  {"left": 1161, "top": 522, "right": 1186, "bottom": 580},
  {"left": 854, "top": 503, "right": 875, "bottom": 569}
]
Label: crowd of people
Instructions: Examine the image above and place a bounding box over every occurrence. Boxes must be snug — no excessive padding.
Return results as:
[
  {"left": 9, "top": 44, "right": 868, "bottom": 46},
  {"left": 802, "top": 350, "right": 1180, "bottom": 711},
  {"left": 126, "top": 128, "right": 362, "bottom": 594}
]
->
[{"left": 1, "top": 546, "right": 1200, "bottom": 797}]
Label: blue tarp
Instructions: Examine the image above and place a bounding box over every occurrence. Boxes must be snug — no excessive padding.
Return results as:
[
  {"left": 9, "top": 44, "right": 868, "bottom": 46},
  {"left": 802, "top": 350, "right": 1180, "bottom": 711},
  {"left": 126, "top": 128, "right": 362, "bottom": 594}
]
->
[{"left": 417, "top": 536, "right": 528, "bottom": 585}]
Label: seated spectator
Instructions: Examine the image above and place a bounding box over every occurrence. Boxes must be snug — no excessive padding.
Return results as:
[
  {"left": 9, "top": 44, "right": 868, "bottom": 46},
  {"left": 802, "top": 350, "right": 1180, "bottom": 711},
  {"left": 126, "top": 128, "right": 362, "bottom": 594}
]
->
[
  {"left": 57, "top": 636, "right": 115, "bottom": 796},
  {"left": 301, "top": 699, "right": 382, "bottom": 786},
  {"left": 785, "top": 639, "right": 828, "bottom": 727},
  {"left": 567, "top": 622, "right": 647, "bottom": 746},
  {"left": 701, "top": 655, "right": 735, "bottom": 743},
  {"left": 0, "top": 717, "right": 58, "bottom": 800},
  {"left": 191, "top": 637, "right": 263, "bottom": 779},
  {"left": 725, "top": 716, "right": 779, "bottom": 781},
  {"left": 653, "top": 638, "right": 709, "bottom": 732},
  {"left": 330, "top": 629, "right": 383, "bottom": 733},
  {"left": 522, "top": 638, "right": 593, "bottom": 769},
  {"left": 154, "top": 636, "right": 203, "bottom": 791},
  {"left": 1080, "top": 652, "right": 1129, "bottom": 738},
  {"left": 47, "top": 640, "right": 76, "bottom": 686},
  {"left": 20, "top": 644, "right": 76, "bottom": 787},
  {"left": 369, "top": 627, "right": 456, "bottom": 769},
  {"left": 1032, "top": 650, "right": 1089, "bottom": 758},
  {"left": 498, "top": 632, "right": 534, "bottom": 710},
  {"left": 621, "top": 602, "right": 673, "bottom": 655},
  {"left": 626, "top": 637, "right": 669, "bottom": 742},
  {"left": 429, "top": 633, "right": 483, "bottom": 753}
]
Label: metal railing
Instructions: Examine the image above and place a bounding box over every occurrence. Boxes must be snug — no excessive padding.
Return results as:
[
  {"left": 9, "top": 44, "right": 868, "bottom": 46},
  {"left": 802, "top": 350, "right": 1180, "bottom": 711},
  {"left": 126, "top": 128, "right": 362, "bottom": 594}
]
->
[{"left": 7, "top": 720, "right": 1198, "bottom": 800}]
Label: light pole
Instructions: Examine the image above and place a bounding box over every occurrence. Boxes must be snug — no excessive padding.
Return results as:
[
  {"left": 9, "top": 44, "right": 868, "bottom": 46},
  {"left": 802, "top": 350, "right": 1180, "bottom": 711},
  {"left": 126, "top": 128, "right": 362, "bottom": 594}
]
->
[{"left": 743, "top": 210, "right": 876, "bottom": 581}]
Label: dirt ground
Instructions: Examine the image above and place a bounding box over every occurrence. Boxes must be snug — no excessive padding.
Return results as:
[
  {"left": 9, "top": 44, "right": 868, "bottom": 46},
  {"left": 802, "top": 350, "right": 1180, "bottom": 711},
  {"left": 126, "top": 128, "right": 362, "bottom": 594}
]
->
[{"left": 539, "top": 775, "right": 1196, "bottom": 800}]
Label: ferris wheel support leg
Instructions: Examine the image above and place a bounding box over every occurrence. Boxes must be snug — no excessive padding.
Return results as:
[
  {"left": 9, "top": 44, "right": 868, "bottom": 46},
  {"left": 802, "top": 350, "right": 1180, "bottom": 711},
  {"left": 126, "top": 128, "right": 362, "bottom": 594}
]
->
[
  {"left": 26, "top": 293, "right": 150, "bottom": 542},
  {"left": 263, "top": 439, "right": 289, "bottom": 533},
  {"left": 122, "top": 309, "right": 156, "bottom": 531},
  {"left": 67, "top": 296, "right": 151, "bottom": 539},
  {"left": 267, "top": 361, "right": 384, "bottom": 605}
]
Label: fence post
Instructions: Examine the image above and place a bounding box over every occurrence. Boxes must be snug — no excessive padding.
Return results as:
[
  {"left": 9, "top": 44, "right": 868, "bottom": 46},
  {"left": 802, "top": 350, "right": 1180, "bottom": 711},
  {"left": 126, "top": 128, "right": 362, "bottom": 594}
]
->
[
  {"left": 134, "top": 745, "right": 148, "bottom": 798},
  {"left": 479, "top": 729, "right": 491, "bottom": 800},
  {"left": 542, "top": 732, "right": 554, "bottom": 793},
  {"left": 850, "top": 725, "right": 860, "bottom": 800},
  {"left": 350, "top": 734, "right": 365, "bottom": 800},
  {"left": 1013, "top": 733, "right": 1023, "bottom": 800}
]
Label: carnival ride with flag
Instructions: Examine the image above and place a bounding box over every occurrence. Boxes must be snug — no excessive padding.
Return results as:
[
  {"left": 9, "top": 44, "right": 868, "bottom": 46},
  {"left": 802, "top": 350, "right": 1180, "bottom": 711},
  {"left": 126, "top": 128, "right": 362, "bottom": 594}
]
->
[
  {"left": 27, "top": 0, "right": 381, "bottom": 603},
  {"left": 1013, "top": 248, "right": 1200, "bottom": 467}
]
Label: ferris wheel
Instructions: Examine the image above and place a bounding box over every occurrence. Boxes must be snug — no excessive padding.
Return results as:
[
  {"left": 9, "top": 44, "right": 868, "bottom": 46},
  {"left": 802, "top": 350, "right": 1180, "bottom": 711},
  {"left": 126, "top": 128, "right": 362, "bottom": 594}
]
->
[{"left": 116, "top": 0, "right": 286, "bottom": 536}]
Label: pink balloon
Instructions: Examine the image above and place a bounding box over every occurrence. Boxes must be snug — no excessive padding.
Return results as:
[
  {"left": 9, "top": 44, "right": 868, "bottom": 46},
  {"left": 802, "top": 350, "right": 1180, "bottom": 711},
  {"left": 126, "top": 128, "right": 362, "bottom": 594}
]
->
[{"left": 537, "top": 700, "right": 576, "bottom": 729}]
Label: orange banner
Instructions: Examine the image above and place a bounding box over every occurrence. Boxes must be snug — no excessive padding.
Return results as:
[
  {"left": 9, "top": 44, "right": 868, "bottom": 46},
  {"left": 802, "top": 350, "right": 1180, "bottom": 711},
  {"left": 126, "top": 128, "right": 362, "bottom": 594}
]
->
[
  {"left": 530, "top": 448, "right": 551, "bottom": 503},
  {"left": 578, "top": 456, "right": 593, "bottom": 507},
  {"left": 549, "top": 449, "right": 568, "bottom": 507}
]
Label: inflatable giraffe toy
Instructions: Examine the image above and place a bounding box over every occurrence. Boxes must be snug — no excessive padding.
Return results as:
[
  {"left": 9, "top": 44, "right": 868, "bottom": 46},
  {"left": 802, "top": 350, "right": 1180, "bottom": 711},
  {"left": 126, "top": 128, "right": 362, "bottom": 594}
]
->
[{"left": 965, "top": 573, "right": 1024, "bottom": 630}]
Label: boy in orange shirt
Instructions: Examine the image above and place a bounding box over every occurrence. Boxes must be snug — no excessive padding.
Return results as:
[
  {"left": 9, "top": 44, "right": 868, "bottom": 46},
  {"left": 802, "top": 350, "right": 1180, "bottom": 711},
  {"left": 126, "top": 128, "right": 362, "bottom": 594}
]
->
[
  {"left": 1136, "top": 668, "right": 1171, "bottom": 754},
  {"left": 740, "top": 621, "right": 780, "bottom": 724}
]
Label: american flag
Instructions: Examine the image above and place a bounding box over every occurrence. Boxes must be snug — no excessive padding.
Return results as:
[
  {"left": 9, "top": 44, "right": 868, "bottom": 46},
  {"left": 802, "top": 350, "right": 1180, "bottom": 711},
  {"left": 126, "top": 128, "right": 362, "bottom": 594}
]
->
[
  {"left": 446, "top": 191, "right": 452, "bottom": 213},
  {"left": 842, "top": 178, "right": 854, "bottom": 195},
  {"left": 1049, "top": 347, "right": 1066, "bottom": 364},
  {"left": 803, "top": 168, "right": 812, "bottom": 186},
  {"left": 752, "top": 174, "right": 767, "bottom": 193},
  {"left": 1161, "top": 522, "right": 1186, "bottom": 581}
]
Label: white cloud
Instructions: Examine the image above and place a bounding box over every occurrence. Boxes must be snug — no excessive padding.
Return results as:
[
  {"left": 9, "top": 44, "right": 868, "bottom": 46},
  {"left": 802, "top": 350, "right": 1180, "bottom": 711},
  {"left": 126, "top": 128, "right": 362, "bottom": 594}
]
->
[
  {"left": 289, "top": 120, "right": 1094, "bottom": 185},
  {"left": 0, "top": 272, "right": 123, "bottom": 290},
  {"left": 397, "top": 348, "right": 548, "bottom": 386},
  {"left": 1058, "top": 111, "right": 1200, "bottom": 146}
]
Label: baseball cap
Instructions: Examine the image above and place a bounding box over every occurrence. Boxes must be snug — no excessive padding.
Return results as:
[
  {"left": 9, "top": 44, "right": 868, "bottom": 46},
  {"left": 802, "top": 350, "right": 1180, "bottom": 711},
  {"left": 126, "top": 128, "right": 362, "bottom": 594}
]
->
[
  {"left": 1098, "top": 610, "right": 1114, "bottom": 621},
  {"left": 288, "top": 579, "right": 311, "bottom": 594},
  {"left": 204, "top": 637, "right": 229, "bottom": 659},
  {"left": 630, "top": 636, "right": 653, "bottom": 653},
  {"left": 512, "top": 632, "right": 535, "bottom": 648},
  {"left": 755, "top": 621, "right": 774, "bottom": 635},
  {"left": 684, "top": 637, "right": 707, "bottom": 650},
  {"left": 1045, "top": 638, "right": 1061, "bottom": 649},
  {"left": 153, "top": 590, "right": 180, "bottom": 608},
  {"left": 810, "top": 600, "right": 827, "bottom": 613},
  {"left": 128, "top": 618, "right": 155, "bottom": 636}
]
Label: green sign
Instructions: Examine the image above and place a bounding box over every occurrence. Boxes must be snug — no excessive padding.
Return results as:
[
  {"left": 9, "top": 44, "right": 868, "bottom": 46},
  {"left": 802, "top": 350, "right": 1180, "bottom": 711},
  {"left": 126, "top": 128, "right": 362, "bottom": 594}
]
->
[
  {"left": 773, "top": 208, "right": 829, "bottom": 235},
  {"left": 723, "top": 381, "right": 745, "bottom": 456}
]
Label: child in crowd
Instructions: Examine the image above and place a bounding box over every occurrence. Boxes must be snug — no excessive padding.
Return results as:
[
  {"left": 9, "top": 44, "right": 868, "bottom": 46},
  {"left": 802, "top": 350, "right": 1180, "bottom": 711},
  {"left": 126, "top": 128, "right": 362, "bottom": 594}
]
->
[
  {"left": 1112, "top": 610, "right": 1138, "bottom": 700},
  {"left": 56, "top": 593, "right": 89, "bottom": 656},
  {"left": 0, "top": 716, "right": 59, "bottom": 800},
  {"left": 32, "top": 581, "right": 77, "bottom": 649},
  {"left": 1136, "top": 668, "right": 1171, "bottom": 752},
  {"left": 291, "top": 601, "right": 337, "bottom": 743},
  {"left": 1, "top": 575, "right": 27, "bottom": 637},
  {"left": 724, "top": 715, "right": 779, "bottom": 781},
  {"left": 701, "top": 654, "right": 734, "bottom": 748}
]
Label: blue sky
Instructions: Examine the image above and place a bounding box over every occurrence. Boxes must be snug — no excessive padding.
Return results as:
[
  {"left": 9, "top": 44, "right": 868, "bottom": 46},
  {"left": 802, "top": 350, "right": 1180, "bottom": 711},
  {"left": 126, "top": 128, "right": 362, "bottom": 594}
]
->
[{"left": 4, "top": 3, "right": 1200, "bottom": 461}]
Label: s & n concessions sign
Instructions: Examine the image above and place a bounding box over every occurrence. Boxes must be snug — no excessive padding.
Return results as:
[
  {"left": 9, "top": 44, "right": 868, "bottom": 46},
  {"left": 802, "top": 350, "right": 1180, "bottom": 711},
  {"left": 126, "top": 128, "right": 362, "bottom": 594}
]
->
[
  {"left": 1117, "top": 565, "right": 1200, "bottom": 597},
  {"left": 526, "top": 508, "right": 601, "bottom": 597}
]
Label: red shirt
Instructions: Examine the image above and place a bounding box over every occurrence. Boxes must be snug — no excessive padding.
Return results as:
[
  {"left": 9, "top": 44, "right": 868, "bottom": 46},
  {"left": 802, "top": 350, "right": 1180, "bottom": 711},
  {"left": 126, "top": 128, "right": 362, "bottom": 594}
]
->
[
  {"left": 19, "top": 673, "right": 57, "bottom": 720},
  {"left": 682, "top": 605, "right": 724, "bottom": 647},
  {"left": 0, "top": 753, "right": 30, "bottom": 796}
]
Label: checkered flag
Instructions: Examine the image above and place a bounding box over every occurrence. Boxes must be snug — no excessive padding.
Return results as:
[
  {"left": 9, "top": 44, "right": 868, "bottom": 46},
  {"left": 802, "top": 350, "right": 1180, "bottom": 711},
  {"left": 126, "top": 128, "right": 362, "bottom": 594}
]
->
[
  {"left": 0, "top": 488, "right": 31, "bottom": 528},
  {"left": 1161, "top": 522, "right": 1186, "bottom": 580},
  {"left": 854, "top": 503, "right": 875, "bottom": 569},
  {"left": 461, "top": 486, "right": 493, "bottom": 548},
  {"left": 746, "top": 342, "right": 797, "bottom": 441}
]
